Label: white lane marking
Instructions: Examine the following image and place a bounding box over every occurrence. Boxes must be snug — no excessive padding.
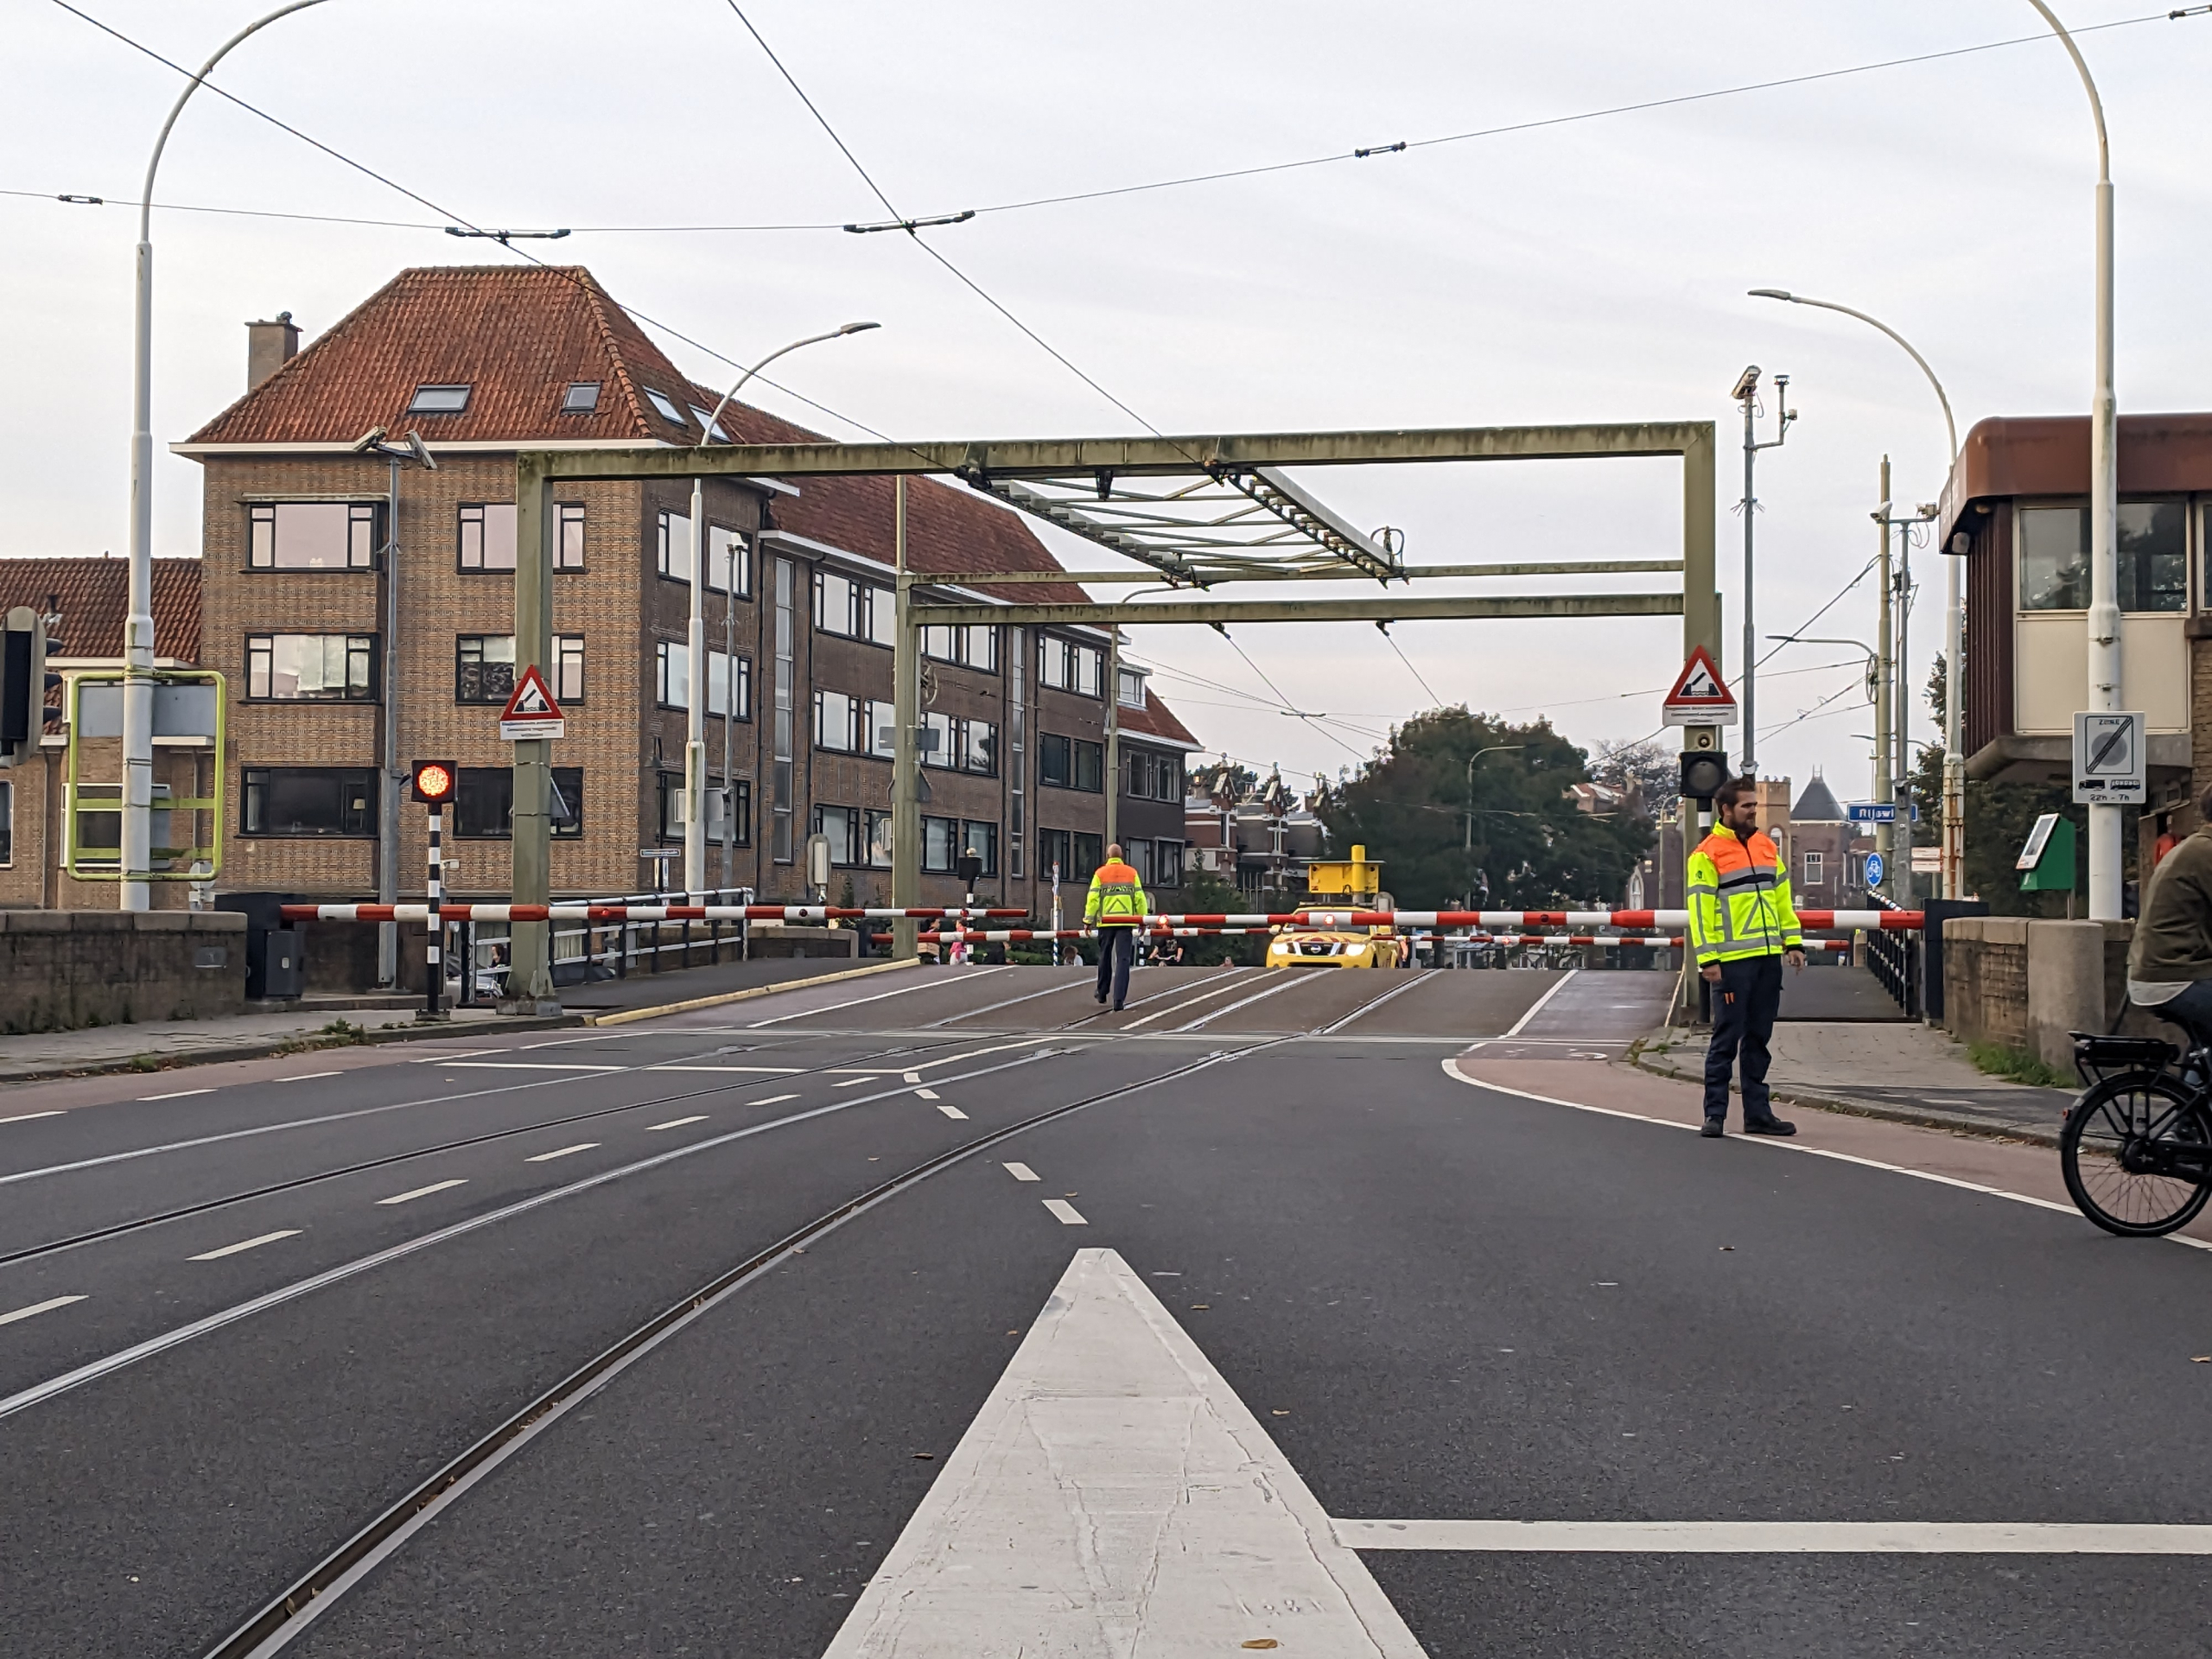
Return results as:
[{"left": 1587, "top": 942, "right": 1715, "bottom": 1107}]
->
[
  {"left": 749, "top": 1093, "right": 802, "bottom": 1106},
  {"left": 188, "top": 1230, "right": 302, "bottom": 1262},
  {"left": 1500, "top": 969, "right": 1581, "bottom": 1038},
  {"left": 1003, "top": 1161, "right": 1040, "bottom": 1181},
  {"left": 440, "top": 1062, "right": 624, "bottom": 1072},
  {"left": 820, "top": 1249, "right": 1421, "bottom": 1657},
  {"left": 835, "top": 1077, "right": 875, "bottom": 1088},
  {"left": 138, "top": 1088, "right": 215, "bottom": 1101},
  {"left": 645, "top": 1115, "right": 710, "bottom": 1131},
  {"left": 278, "top": 1071, "right": 343, "bottom": 1082},
  {"left": 1316, "top": 971, "right": 1433, "bottom": 1034},
  {"left": 1334, "top": 1519, "right": 2212, "bottom": 1554},
  {"left": 377, "top": 1179, "right": 469, "bottom": 1205},
  {"left": 1178, "top": 971, "right": 1314, "bottom": 1032},
  {"left": 745, "top": 966, "right": 1014, "bottom": 1028},
  {"left": 409, "top": 1049, "right": 505, "bottom": 1062},
  {"left": 0, "top": 1048, "right": 1065, "bottom": 1426},
  {"left": 0, "top": 1295, "right": 87, "bottom": 1327},
  {"left": 1440, "top": 1063, "right": 2212, "bottom": 1255},
  {"left": 524, "top": 1143, "right": 600, "bottom": 1163},
  {"left": 904, "top": 1071, "right": 924, "bottom": 1083},
  {"left": 644, "top": 1064, "right": 804, "bottom": 1074},
  {"left": 923, "top": 975, "right": 1104, "bottom": 1027},
  {"left": 915, "top": 1088, "right": 941, "bottom": 1100},
  {"left": 1119, "top": 969, "right": 1262, "bottom": 1031},
  {"left": 0, "top": 1111, "right": 67, "bottom": 1125},
  {"left": 936, "top": 1103, "right": 969, "bottom": 1120},
  {"left": 1042, "top": 1198, "right": 1087, "bottom": 1224}
]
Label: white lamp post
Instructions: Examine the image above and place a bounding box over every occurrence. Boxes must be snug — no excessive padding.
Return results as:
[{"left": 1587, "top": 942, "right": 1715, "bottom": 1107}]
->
[
  {"left": 683, "top": 321, "right": 880, "bottom": 889},
  {"left": 1748, "top": 289, "right": 1961, "bottom": 899},
  {"left": 2025, "top": 0, "right": 2122, "bottom": 920},
  {"left": 123, "top": 0, "right": 333, "bottom": 911}
]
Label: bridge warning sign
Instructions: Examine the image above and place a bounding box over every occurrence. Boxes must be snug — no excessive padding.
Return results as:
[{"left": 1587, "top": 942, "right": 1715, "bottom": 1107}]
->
[
  {"left": 499, "top": 664, "right": 567, "bottom": 741},
  {"left": 1661, "top": 646, "right": 1737, "bottom": 727}
]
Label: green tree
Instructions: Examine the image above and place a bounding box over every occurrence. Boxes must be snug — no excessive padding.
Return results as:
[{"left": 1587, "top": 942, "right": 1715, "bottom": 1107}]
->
[
  {"left": 1311, "top": 707, "right": 1645, "bottom": 909},
  {"left": 1173, "top": 866, "right": 1267, "bottom": 965}
]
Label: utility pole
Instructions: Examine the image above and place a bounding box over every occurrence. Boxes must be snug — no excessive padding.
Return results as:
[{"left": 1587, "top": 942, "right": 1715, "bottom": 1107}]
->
[
  {"left": 1103, "top": 629, "right": 1121, "bottom": 854},
  {"left": 683, "top": 478, "right": 707, "bottom": 898},
  {"left": 1872, "top": 459, "right": 1894, "bottom": 903},
  {"left": 1732, "top": 365, "right": 1795, "bottom": 772},
  {"left": 892, "top": 478, "right": 919, "bottom": 961},
  {"left": 506, "top": 460, "right": 554, "bottom": 1010}
]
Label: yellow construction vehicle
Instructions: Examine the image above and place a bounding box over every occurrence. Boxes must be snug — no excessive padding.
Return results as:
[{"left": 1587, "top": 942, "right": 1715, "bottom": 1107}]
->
[{"left": 1264, "top": 843, "right": 1407, "bottom": 969}]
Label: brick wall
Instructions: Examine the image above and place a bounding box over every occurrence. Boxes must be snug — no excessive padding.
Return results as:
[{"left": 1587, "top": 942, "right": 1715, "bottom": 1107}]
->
[{"left": 0, "top": 909, "right": 246, "bottom": 1033}]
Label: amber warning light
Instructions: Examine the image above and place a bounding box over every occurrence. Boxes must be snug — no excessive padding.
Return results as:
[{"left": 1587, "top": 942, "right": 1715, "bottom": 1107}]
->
[{"left": 411, "top": 760, "right": 456, "bottom": 804}]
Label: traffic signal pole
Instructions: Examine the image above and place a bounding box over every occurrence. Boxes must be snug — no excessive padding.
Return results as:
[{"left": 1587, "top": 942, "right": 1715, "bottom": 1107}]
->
[{"left": 892, "top": 478, "right": 919, "bottom": 963}]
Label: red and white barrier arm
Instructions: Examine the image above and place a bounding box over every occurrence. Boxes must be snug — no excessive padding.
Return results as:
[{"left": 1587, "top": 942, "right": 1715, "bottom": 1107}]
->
[
  {"left": 282, "top": 904, "right": 1030, "bottom": 925},
  {"left": 1148, "top": 909, "right": 1923, "bottom": 931},
  {"left": 871, "top": 926, "right": 1269, "bottom": 944},
  {"left": 1468, "top": 934, "right": 1853, "bottom": 950}
]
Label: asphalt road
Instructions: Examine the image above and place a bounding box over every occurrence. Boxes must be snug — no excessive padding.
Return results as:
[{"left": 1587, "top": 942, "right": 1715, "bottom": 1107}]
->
[{"left": 1, "top": 962, "right": 2206, "bottom": 1657}]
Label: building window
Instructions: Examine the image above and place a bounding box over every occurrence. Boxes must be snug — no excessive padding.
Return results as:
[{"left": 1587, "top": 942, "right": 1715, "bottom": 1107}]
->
[
  {"left": 1038, "top": 634, "right": 1104, "bottom": 696},
  {"left": 815, "top": 804, "right": 869, "bottom": 868},
  {"left": 656, "top": 640, "right": 690, "bottom": 709},
  {"left": 1122, "top": 748, "right": 1182, "bottom": 801},
  {"left": 657, "top": 774, "right": 749, "bottom": 844},
  {"left": 1154, "top": 837, "right": 1184, "bottom": 888},
  {"left": 2020, "top": 500, "right": 2186, "bottom": 613},
  {"left": 815, "top": 689, "right": 894, "bottom": 755},
  {"left": 1802, "top": 849, "right": 1825, "bottom": 887},
  {"left": 245, "top": 633, "right": 376, "bottom": 701},
  {"left": 248, "top": 502, "right": 378, "bottom": 570},
  {"left": 921, "top": 816, "right": 959, "bottom": 874},
  {"left": 1117, "top": 666, "right": 1147, "bottom": 709},
  {"left": 458, "top": 503, "right": 517, "bottom": 571},
  {"left": 0, "top": 778, "right": 11, "bottom": 865},
  {"left": 915, "top": 710, "right": 999, "bottom": 775},
  {"left": 643, "top": 388, "right": 688, "bottom": 427},
  {"left": 867, "top": 808, "right": 893, "bottom": 868},
  {"left": 961, "top": 820, "right": 999, "bottom": 876},
  {"left": 690, "top": 404, "right": 732, "bottom": 442},
  {"left": 921, "top": 624, "right": 999, "bottom": 672},
  {"left": 706, "top": 650, "right": 751, "bottom": 721},
  {"left": 242, "top": 767, "right": 377, "bottom": 836},
  {"left": 1039, "top": 733, "right": 1103, "bottom": 791},
  {"left": 563, "top": 381, "right": 601, "bottom": 414},
  {"left": 814, "top": 569, "right": 894, "bottom": 645},
  {"left": 452, "top": 766, "right": 583, "bottom": 839},
  {"left": 557, "top": 503, "right": 587, "bottom": 570},
  {"left": 1037, "top": 828, "right": 1103, "bottom": 886},
  {"left": 407, "top": 384, "right": 471, "bottom": 414},
  {"left": 460, "top": 636, "right": 582, "bottom": 704}
]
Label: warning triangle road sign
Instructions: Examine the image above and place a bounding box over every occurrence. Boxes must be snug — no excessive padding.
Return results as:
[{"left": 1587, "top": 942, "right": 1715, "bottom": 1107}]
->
[
  {"left": 1662, "top": 645, "right": 1737, "bottom": 727},
  {"left": 499, "top": 664, "right": 567, "bottom": 740}
]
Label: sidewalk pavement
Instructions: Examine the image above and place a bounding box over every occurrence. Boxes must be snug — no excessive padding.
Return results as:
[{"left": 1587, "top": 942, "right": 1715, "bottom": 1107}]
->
[
  {"left": 0, "top": 950, "right": 907, "bottom": 1085},
  {"left": 1635, "top": 1020, "right": 2078, "bottom": 1145}
]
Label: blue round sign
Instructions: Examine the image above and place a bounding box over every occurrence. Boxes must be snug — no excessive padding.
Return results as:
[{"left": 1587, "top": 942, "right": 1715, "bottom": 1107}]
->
[{"left": 1864, "top": 852, "right": 1885, "bottom": 887}]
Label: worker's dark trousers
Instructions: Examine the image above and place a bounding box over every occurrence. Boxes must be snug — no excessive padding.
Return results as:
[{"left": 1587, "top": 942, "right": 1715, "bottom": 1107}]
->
[
  {"left": 1095, "top": 926, "right": 1136, "bottom": 1007},
  {"left": 1703, "top": 954, "right": 1784, "bottom": 1122}
]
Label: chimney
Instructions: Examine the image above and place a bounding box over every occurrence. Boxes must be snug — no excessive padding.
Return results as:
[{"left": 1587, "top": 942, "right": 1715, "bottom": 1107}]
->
[{"left": 245, "top": 311, "right": 299, "bottom": 391}]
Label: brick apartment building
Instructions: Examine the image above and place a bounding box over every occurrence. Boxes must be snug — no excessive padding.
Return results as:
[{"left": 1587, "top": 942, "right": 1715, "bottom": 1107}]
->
[{"left": 148, "top": 264, "right": 1199, "bottom": 914}]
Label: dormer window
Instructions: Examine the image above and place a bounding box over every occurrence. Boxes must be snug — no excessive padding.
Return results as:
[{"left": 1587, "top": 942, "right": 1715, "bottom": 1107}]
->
[
  {"left": 407, "top": 383, "right": 471, "bottom": 414},
  {"left": 562, "top": 381, "right": 601, "bottom": 414},
  {"left": 643, "top": 388, "right": 687, "bottom": 425}
]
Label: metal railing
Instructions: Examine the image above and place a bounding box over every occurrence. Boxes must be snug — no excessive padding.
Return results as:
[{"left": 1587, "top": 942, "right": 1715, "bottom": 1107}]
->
[
  {"left": 1864, "top": 891, "right": 1923, "bottom": 1018},
  {"left": 452, "top": 887, "right": 755, "bottom": 1006}
]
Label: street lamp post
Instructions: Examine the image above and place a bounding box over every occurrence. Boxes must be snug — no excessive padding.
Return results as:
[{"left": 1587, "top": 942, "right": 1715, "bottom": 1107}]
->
[
  {"left": 2024, "top": 0, "right": 2121, "bottom": 920},
  {"left": 1730, "top": 366, "right": 1795, "bottom": 772},
  {"left": 122, "top": 0, "right": 333, "bottom": 912},
  {"left": 1748, "top": 289, "right": 1963, "bottom": 899},
  {"left": 685, "top": 322, "right": 880, "bottom": 885},
  {"left": 1463, "top": 743, "right": 1525, "bottom": 902}
]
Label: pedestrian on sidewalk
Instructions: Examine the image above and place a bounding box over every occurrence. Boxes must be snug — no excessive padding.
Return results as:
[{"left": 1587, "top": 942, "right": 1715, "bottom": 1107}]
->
[
  {"left": 1688, "top": 775, "right": 1807, "bottom": 1137},
  {"left": 2127, "top": 788, "right": 2212, "bottom": 1047},
  {"left": 1086, "top": 843, "right": 1149, "bottom": 1011}
]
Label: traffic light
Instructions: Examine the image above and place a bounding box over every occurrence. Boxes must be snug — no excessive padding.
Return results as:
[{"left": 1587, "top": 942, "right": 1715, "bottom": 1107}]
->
[
  {"left": 1679, "top": 750, "right": 1730, "bottom": 803},
  {"left": 410, "top": 760, "right": 457, "bottom": 804},
  {"left": 1, "top": 606, "right": 53, "bottom": 768}
]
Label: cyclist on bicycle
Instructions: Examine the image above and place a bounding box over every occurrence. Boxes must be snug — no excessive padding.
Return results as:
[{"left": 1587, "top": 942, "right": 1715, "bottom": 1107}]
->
[{"left": 2127, "top": 787, "right": 2212, "bottom": 1046}]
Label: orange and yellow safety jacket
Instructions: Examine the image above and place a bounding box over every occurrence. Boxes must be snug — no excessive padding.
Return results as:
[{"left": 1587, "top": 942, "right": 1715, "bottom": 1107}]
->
[
  {"left": 1084, "top": 860, "right": 1148, "bottom": 927},
  {"left": 1686, "top": 825, "right": 1802, "bottom": 967}
]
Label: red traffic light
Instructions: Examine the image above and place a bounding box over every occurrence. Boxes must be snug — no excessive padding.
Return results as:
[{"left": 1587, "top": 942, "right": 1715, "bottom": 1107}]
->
[{"left": 411, "top": 760, "right": 456, "bottom": 804}]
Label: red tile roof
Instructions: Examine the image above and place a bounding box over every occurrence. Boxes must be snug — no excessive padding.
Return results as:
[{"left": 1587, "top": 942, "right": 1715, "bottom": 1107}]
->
[
  {"left": 1119, "top": 687, "right": 1200, "bottom": 749},
  {"left": 0, "top": 556, "right": 200, "bottom": 662}
]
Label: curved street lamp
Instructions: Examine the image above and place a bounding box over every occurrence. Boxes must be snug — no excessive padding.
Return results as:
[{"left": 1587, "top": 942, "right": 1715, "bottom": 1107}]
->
[
  {"left": 1750, "top": 289, "right": 1962, "bottom": 900},
  {"left": 121, "top": 0, "right": 334, "bottom": 911}
]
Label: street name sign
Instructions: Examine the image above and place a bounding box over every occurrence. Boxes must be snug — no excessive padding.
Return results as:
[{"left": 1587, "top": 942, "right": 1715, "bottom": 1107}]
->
[
  {"left": 498, "top": 664, "right": 566, "bottom": 741},
  {"left": 2072, "top": 710, "right": 2145, "bottom": 805},
  {"left": 1661, "top": 645, "right": 1737, "bottom": 728},
  {"left": 1848, "top": 802, "right": 1897, "bottom": 823}
]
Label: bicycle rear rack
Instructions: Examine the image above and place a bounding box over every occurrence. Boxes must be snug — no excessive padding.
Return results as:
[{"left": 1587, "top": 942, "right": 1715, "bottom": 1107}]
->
[{"left": 2071, "top": 1031, "right": 2179, "bottom": 1089}]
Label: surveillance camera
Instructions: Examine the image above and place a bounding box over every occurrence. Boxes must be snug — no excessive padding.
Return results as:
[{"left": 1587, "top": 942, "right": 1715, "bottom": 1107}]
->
[
  {"left": 404, "top": 430, "right": 436, "bottom": 471},
  {"left": 350, "top": 425, "right": 388, "bottom": 453},
  {"left": 1948, "top": 531, "right": 1971, "bottom": 555},
  {"left": 1731, "top": 365, "right": 1760, "bottom": 402}
]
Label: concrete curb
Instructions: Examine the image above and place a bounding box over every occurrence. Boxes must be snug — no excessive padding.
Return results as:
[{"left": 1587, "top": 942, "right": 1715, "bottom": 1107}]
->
[
  {"left": 1624, "top": 1041, "right": 2063, "bottom": 1149},
  {"left": 582, "top": 956, "right": 916, "bottom": 1026},
  {"left": 0, "top": 1011, "right": 581, "bottom": 1089}
]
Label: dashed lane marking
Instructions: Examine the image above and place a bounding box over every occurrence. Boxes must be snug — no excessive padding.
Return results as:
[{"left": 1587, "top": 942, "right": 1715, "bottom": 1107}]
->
[
  {"left": 377, "top": 1179, "right": 469, "bottom": 1206},
  {"left": 139, "top": 1089, "right": 215, "bottom": 1101},
  {"left": 1042, "top": 1198, "right": 1087, "bottom": 1224},
  {"left": 644, "top": 1116, "right": 710, "bottom": 1131},
  {"left": 749, "top": 1093, "right": 802, "bottom": 1106},
  {"left": 279, "top": 1071, "right": 343, "bottom": 1083},
  {"left": 1333, "top": 1519, "right": 2212, "bottom": 1554},
  {"left": 1178, "top": 972, "right": 1314, "bottom": 1032},
  {"left": 936, "top": 1103, "right": 969, "bottom": 1120},
  {"left": 1003, "top": 1162, "right": 1040, "bottom": 1181},
  {"left": 744, "top": 966, "right": 1014, "bottom": 1028},
  {"left": 188, "top": 1230, "right": 302, "bottom": 1262},
  {"left": 0, "top": 1111, "right": 66, "bottom": 1125},
  {"left": 645, "top": 1065, "right": 804, "bottom": 1074},
  {"left": 440, "top": 1062, "right": 624, "bottom": 1072},
  {"left": 524, "top": 1144, "right": 600, "bottom": 1163},
  {"left": 0, "top": 1295, "right": 87, "bottom": 1327},
  {"left": 916, "top": 1088, "right": 940, "bottom": 1100}
]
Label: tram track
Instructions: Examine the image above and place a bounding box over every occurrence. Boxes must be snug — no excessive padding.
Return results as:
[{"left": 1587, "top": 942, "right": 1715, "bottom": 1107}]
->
[
  {"left": 0, "top": 1034, "right": 999, "bottom": 1273},
  {"left": 195, "top": 1037, "right": 1281, "bottom": 1659}
]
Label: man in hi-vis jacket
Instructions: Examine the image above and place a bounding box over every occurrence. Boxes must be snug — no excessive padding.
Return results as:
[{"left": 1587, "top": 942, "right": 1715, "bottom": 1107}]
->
[
  {"left": 1085, "top": 844, "right": 1148, "bottom": 1012},
  {"left": 1688, "top": 775, "right": 1806, "bottom": 1138}
]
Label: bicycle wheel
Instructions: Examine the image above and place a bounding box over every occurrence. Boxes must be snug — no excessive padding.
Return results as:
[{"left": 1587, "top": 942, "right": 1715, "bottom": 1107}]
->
[{"left": 2060, "top": 1071, "right": 2212, "bottom": 1237}]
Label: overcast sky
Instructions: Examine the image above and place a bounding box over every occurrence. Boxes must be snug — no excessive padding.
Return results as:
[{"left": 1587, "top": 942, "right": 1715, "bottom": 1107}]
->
[{"left": 5, "top": 1, "right": 2209, "bottom": 804}]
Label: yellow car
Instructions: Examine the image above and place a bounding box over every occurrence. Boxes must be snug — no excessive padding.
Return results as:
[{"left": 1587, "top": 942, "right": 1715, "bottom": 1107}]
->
[{"left": 1265, "top": 927, "right": 1406, "bottom": 969}]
